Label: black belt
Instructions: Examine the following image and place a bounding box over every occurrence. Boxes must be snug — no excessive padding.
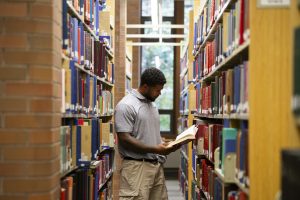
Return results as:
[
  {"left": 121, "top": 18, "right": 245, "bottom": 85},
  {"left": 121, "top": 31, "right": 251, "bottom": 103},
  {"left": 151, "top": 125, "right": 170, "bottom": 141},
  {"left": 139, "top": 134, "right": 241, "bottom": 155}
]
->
[{"left": 123, "top": 157, "right": 159, "bottom": 165}]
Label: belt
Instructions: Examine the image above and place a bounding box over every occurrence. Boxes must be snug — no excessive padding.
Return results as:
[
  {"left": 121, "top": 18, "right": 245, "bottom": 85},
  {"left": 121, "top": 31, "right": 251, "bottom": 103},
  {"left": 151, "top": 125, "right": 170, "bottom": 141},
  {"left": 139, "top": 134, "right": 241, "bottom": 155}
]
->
[{"left": 123, "top": 157, "right": 159, "bottom": 165}]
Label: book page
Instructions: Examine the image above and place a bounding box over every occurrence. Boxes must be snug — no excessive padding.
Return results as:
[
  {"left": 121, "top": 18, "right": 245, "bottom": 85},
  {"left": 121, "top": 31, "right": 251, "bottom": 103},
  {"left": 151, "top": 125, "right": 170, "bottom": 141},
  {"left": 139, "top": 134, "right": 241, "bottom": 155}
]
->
[
  {"left": 176, "top": 125, "right": 197, "bottom": 141},
  {"left": 167, "top": 125, "right": 198, "bottom": 147}
]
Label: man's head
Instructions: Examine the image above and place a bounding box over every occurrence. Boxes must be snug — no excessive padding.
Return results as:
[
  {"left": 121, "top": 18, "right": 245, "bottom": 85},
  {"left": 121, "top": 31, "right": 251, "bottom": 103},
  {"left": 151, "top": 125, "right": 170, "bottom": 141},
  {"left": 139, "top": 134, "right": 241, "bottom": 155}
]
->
[{"left": 139, "top": 67, "right": 166, "bottom": 102}]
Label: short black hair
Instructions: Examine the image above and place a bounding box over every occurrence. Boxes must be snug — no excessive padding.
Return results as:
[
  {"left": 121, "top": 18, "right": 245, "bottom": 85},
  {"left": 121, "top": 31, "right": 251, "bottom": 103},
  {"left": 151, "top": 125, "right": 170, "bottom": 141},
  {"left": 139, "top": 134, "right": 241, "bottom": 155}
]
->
[{"left": 140, "top": 67, "right": 166, "bottom": 87}]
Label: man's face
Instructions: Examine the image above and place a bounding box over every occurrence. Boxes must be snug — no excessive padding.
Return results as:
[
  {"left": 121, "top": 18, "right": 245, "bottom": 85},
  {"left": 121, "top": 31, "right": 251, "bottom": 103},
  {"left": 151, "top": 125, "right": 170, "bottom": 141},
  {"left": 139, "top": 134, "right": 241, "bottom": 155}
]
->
[{"left": 144, "top": 84, "right": 164, "bottom": 102}]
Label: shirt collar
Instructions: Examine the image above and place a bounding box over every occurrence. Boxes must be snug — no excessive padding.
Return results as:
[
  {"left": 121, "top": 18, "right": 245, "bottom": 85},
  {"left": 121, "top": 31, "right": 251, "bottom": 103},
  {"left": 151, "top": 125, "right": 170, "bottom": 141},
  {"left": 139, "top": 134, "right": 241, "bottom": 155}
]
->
[{"left": 131, "top": 89, "right": 146, "bottom": 100}]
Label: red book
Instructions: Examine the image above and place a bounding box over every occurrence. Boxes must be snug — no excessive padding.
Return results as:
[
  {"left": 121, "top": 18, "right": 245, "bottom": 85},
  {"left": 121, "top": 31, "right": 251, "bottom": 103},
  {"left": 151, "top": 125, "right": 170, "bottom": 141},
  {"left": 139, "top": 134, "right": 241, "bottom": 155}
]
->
[
  {"left": 60, "top": 188, "right": 66, "bottom": 200},
  {"left": 239, "top": 0, "right": 245, "bottom": 45}
]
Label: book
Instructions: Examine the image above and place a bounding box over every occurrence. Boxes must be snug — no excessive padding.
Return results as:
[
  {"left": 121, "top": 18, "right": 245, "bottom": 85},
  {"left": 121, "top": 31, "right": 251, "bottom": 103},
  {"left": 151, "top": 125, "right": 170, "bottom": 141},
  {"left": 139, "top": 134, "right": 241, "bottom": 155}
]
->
[
  {"left": 167, "top": 125, "right": 198, "bottom": 147},
  {"left": 293, "top": 27, "right": 300, "bottom": 117}
]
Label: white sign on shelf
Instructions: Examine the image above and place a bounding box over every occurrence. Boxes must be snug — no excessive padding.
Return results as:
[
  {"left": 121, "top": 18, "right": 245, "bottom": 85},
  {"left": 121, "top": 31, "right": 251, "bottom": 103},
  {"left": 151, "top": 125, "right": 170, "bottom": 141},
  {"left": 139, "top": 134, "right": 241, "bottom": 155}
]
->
[{"left": 258, "top": 0, "right": 290, "bottom": 7}]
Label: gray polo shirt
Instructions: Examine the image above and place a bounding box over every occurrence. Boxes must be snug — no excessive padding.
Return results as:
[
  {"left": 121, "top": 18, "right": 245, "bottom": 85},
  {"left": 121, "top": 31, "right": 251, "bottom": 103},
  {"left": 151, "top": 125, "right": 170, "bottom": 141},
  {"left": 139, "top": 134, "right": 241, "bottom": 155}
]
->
[{"left": 114, "top": 89, "right": 166, "bottom": 163}]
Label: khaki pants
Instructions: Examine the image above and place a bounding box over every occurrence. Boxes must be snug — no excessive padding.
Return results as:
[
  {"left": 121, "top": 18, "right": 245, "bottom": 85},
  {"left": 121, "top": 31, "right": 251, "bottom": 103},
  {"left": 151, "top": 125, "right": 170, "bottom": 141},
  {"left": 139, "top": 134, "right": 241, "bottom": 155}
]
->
[{"left": 119, "top": 159, "right": 168, "bottom": 200}]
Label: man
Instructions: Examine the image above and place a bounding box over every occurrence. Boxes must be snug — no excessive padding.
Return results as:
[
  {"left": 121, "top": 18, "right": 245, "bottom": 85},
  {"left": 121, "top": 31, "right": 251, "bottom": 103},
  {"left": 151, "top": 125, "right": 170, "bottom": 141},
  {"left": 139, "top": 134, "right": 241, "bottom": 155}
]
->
[{"left": 115, "top": 67, "right": 180, "bottom": 200}]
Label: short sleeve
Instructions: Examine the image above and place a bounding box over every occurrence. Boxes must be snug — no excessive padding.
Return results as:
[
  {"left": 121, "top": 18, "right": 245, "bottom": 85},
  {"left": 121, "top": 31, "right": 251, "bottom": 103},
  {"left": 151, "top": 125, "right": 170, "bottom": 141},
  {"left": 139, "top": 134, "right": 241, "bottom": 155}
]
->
[{"left": 114, "top": 103, "right": 136, "bottom": 133}]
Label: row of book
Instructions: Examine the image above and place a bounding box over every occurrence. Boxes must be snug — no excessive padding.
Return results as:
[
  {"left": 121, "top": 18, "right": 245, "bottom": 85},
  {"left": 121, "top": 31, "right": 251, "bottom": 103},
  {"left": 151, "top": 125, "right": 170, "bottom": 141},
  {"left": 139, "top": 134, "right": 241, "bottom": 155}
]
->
[
  {"left": 60, "top": 119, "right": 114, "bottom": 175},
  {"left": 194, "top": 61, "right": 249, "bottom": 115},
  {"left": 62, "top": 59, "right": 114, "bottom": 116},
  {"left": 193, "top": 0, "right": 250, "bottom": 56},
  {"left": 180, "top": 92, "right": 189, "bottom": 116},
  {"left": 63, "top": 0, "right": 113, "bottom": 46},
  {"left": 191, "top": 120, "right": 249, "bottom": 194},
  {"left": 179, "top": 167, "right": 188, "bottom": 200},
  {"left": 193, "top": 160, "right": 248, "bottom": 200},
  {"left": 63, "top": 14, "right": 114, "bottom": 82},
  {"left": 63, "top": 2, "right": 114, "bottom": 82},
  {"left": 180, "top": 46, "right": 188, "bottom": 73},
  {"left": 180, "top": 71, "right": 189, "bottom": 92},
  {"left": 60, "top": 157, "right": 113, "bottom": 200}
]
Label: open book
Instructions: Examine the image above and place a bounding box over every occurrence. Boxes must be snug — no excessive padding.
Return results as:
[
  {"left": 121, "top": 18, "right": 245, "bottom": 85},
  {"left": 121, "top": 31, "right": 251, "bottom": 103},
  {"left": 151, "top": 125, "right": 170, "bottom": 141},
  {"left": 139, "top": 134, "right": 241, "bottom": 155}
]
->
[{"left": 167, "top": 125, "right": 198, "bottom": 147}]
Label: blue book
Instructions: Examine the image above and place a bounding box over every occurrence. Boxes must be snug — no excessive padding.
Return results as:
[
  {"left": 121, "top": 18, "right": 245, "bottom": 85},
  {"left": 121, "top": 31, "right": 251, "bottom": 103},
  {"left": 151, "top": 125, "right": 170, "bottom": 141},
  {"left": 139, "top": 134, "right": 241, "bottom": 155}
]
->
[
  {"left": 239, "top": 121, "right": 248, "bottom": 177},
  {"left": 62, "top": 0, "right": 68, "bottom": 50},
  {"left": 225, "top": 139, "right": 236, "bottom": 154},
  {"left": 221, "top": 128, "right": 237, "bottom": 171},
  {"left": 94, "top": 167, "right": 99, "bottom": 199},
  {"left": 91, "top": 119, "right": 98, "bottom": 159},
  {"left": 90, "top": 0, "right": 94, "bottom": 29},
  {"left": 214, "top": 177, "right": 222, "bottom": 200},
  {"left": 73, "top": 18, "right": 79, "bottom": 62},
  {"left": 95, "top": 0, "right": 99, "bottom": 35},
  {"left": 233, "top": 66, "right": 241, "bottom": 113},
  {"left": 79, "top": 22, "right": 84, "bottom": 65},
  {"left": 79, "top": 0, "right": 84, "bottom": 15},
  {"left": 78, "top": 73, "right": 82, "bottom": 113},
  {"left": 70, "top": 61, "right": 78, "bottom": 113}
]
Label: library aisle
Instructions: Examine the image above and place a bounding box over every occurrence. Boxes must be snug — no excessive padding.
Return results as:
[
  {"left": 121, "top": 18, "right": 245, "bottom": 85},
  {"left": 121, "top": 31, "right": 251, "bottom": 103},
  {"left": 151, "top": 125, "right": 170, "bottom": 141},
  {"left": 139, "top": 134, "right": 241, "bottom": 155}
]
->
[
  {"left": 166, "top": 180, "right": 185, "bottom": 200},
  {"left": 0, "top": 0, "right": 300, "bottom": 200}
]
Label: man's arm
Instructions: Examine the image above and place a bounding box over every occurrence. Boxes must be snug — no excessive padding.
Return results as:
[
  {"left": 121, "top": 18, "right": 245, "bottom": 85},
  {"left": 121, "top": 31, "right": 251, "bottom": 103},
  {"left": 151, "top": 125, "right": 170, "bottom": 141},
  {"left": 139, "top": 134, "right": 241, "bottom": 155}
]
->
[{"left": 118, "top": 132, "right": 179, "bottom": 155}]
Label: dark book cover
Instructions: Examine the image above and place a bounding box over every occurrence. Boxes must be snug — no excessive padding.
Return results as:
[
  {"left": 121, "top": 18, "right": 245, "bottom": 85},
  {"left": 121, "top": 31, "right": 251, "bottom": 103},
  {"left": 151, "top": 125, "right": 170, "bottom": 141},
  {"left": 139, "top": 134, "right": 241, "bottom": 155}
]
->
[
  {"left": 293, "top": 27, "right": 300, "bottom": 117},
  {"left": 281, "top": 149, "right": 300, "bottom": 200}
]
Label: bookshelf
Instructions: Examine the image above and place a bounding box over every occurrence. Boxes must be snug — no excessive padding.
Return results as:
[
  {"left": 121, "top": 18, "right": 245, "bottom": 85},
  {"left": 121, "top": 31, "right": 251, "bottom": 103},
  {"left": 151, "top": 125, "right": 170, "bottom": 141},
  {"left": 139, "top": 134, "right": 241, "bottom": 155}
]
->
[
  {"left": 180, "top": 0, "right": 250, "bottom": 199},
  {"left": 249, "top": 0, "right": 300, "bottom": 199},
  {"left": 60, "top": 0, "right": 115, "bottom": 199},
  {"left": 181, "top": 0, "right": 300, "bottom": 200}
]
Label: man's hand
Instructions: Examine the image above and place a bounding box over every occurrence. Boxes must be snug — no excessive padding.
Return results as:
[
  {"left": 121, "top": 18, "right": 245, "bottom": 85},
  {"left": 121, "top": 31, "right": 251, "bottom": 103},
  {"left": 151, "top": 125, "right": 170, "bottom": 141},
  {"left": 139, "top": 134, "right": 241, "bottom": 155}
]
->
[{"left": 154, "top": 142, "right": 181, "bottom": 155}]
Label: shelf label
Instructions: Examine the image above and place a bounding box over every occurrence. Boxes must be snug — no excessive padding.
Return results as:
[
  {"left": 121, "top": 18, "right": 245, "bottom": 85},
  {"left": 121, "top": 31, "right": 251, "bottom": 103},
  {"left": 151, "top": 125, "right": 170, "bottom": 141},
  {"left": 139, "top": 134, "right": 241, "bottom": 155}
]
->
[{"left": 258, "top": 0, "right": 290, "bottom": 7}]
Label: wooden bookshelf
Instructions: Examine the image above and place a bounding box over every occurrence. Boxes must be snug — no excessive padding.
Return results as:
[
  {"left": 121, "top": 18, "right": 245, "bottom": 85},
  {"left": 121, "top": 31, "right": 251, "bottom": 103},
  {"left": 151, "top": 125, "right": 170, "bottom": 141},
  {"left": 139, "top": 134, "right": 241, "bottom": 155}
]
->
[
  {"left": 194, "top": 112, "right": 249, "bottom": 120},
  {"left": 66, "top": 2, "right": 98, "bottom": 40},
  {"left": 186, "top": 1, "right": 300, "bottom": 200},
  {"left": 184, "top": 0, "right": 251, "bottom": 199},
  {"left": 194, "top": 0, "right": 235, "bottom": 57},
  {"left": 60, "top": 1, "right": 115, "bottom": 199},
  {"left": 249, "top": 0, "right": 300, "bottom": 199},
  {"left": 201, "top": 40, "right": 250, "bottom": 83}
]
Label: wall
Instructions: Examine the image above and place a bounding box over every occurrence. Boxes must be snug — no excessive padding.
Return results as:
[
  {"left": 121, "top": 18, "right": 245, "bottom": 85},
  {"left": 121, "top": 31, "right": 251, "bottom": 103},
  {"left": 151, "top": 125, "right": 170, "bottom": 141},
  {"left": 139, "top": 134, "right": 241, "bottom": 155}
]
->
[
  {"left": 127, "top": 0, "right": 141, "bottom": 88},
  {"left": 113, "top": 0, "right": 127, "bottom": 199},
  {"left": 0, "top": 0, "right": 62, "bottom": 199}
]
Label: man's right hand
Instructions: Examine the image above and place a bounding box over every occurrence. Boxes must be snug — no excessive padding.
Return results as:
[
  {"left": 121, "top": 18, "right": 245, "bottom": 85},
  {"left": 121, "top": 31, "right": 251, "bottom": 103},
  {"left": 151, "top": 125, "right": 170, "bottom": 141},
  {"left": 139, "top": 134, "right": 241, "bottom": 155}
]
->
[{"left": 154, "top": 143, "right": 181, "bottom": 155}]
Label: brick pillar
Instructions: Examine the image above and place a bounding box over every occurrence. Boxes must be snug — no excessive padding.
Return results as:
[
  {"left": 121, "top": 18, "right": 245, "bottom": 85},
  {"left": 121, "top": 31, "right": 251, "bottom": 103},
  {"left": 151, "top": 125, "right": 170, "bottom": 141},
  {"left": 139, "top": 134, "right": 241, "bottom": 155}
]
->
[
  {"left": 127, "top": 1, "right": 141, "bottom": 88},
  {"left": 113, "top": 0, "right": 127, "bottom": 199},
  {"left": 0, "top": 1, "right": 62, "bottom": 199}
]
